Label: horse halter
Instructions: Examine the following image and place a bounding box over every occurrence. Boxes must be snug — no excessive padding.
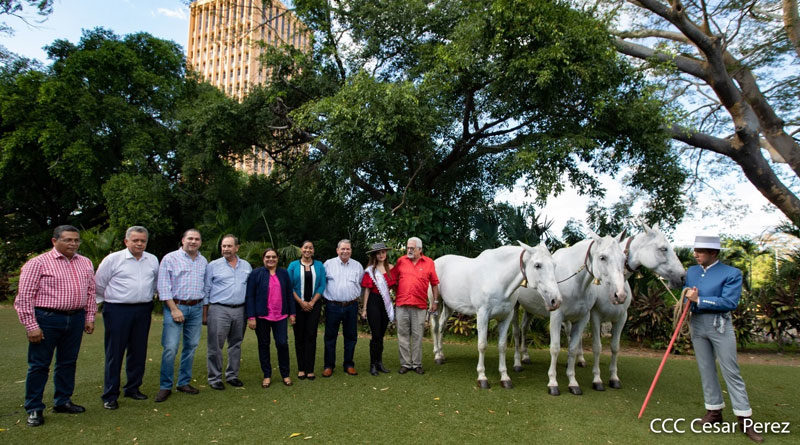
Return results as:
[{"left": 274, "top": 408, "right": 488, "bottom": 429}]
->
[
  {"left": 518, "top": 249, "right": 529, "bottom": 288},
  {"left": 623, "top": 236, "right": 638, "bottom": 274},
  {"left": 557, "top": 240, "right": 601, "bottom": 285}
]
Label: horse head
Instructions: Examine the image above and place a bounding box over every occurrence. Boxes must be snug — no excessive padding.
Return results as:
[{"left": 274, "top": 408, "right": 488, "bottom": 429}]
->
[
  {"left": 585, "top": 229, "right": 628, "bottom": 305},
  {"left": 627, "top": 221, "right": 686, "bottom": 288},
  {"left": 518, "top": 241, "right": 562, "bottom": 311}
]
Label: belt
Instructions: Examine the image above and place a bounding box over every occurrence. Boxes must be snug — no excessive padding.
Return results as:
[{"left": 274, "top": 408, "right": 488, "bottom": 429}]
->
[
  {"left": 174, "top": 299, "right": 204, "bottom": 306},
  {"left": 35, "top": 307, "right": 84, "bottom": 316},
  {"left": 326, "top": 299, "right": 357, "bottom": 307},
  {"left": 211, "top": 302, "right": 245, "bottom": 308}
]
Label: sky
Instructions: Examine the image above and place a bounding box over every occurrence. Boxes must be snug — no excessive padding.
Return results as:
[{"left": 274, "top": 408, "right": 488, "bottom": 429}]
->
[{"left": 1, "top": 0, "right": 792, "bottom": 248}]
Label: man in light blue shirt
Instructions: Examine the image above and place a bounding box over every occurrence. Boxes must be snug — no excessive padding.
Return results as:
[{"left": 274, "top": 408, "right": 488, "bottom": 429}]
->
[
  {"left": 155, "top": 229, "right": 207, "bottom": 402},
  {"left": 95, "top": 226, "right": 158, "bottom": 410},
  {"left": 322, "top": 239, "right": 364, "bottom": 377},
  {"left": 203, "top": 234, "right": 252, "bottom": 390}
]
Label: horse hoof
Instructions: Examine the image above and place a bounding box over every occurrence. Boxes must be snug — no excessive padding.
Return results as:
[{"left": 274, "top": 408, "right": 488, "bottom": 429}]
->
[
  {"left": 435, "top": 358, "right": 445, "bottom": 365},
  {"left": 568, "top": 386, "right": 583, "bottom": 395},
  {"left": 547, "top": 386, "right": 560, "bottom": 396},
  {"left": 477, "top": 379, "right": 490, "bottom": 389},
  {"left": 521, "top": 358, "right": 532, "bottom": 365},
  {"left": 577, "top": 361, "right": 587, "bottom": 368},
  {"left": 609, "top": 379, "right": 621, "bottom": 389},
  {"left": 592, "top": 382, "right": 605, "bottom": 391},
  {"left": 512, "top": 366, "right": 524, "bottom": 373},
  {"left": 500, "top": 380, "right": 513, "bottom": 389}
]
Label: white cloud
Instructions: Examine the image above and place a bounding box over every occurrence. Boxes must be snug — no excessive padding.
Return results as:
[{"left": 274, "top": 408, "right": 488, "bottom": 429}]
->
[{"left": 156, "top": 7, "right": 188, "bottom": 21}]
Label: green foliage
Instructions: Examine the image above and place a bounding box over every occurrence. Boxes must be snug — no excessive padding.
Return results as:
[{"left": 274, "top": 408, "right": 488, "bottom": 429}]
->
[
  {"left": 732, "top": 290, "right": 759, "bottom": 348},
  {"left": 626, "top": 272, "right": 691, "bottom": 353},
  {"left": 102, "top": 173, "right": 174, "bottom": 238},
  {"left": 447, "top": 313, "right": 476, "bottom": 337},
  {"left": 76, "top": 226, "right": 121, "bottom": 268}
]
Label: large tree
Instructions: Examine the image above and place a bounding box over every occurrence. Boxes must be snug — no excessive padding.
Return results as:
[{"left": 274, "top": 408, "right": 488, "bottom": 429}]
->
[
  {"left": 598, "top": 0, "right": 800, "bottom": 226},
  {"left": 195, "top": 0, "right": 686, "bottom": 249}
]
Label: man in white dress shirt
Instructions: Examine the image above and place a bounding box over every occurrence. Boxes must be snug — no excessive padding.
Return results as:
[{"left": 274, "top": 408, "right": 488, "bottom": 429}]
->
[{"left": 95, "top": 226, "right": 159, "bottom": 410}]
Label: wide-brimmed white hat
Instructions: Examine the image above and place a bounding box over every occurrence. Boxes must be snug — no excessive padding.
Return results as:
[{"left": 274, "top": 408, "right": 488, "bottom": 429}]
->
[{"left": 694, "top": 235, "right": 721, "bottom": 250}]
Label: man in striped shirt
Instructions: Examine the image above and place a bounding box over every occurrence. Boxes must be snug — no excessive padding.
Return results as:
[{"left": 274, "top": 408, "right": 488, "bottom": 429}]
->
[
  {"left": 155, "top": 229, "right": 208, "bottom": 403},
  {"left": 14, "top": 225, "right": 97, "bottom": 427}
]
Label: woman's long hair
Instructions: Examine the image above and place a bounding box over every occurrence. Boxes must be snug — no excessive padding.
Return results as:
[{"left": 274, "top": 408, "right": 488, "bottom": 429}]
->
[{"left": 366, "top": 250, "right": 391, "bottom": 271}]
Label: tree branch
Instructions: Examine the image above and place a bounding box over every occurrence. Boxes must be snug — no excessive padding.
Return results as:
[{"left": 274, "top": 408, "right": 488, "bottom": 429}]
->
[{"left": 613, "top": 38, "right": 708, "bottom": 79}]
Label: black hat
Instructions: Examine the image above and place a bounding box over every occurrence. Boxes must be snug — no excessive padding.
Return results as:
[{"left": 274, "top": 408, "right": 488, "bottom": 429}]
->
[{"left": 366, "top": 242, "right": 389, "bottom": 254}]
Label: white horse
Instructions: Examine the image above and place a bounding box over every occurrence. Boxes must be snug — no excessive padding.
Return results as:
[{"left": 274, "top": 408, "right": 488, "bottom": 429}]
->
[
  {"left": 582, "top": 223, "right": 685, "bottom": 391},
  {"left": 512, "top": 232, "right": 628, "bottom": 395},
  {"left": 431, "top": 242, "right": 561, "bottom": 389}
]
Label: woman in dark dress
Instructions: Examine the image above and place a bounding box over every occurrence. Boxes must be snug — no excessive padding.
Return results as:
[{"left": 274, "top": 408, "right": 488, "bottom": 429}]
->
[
  {"left": 287, "top": 241, "right": 326, "bottom": 380},
  {"left": 246, "top": 248, "right": 296, "bottom": 387},
  {"left": 360, "top": 242, "right": 395, "bottom": 376}
]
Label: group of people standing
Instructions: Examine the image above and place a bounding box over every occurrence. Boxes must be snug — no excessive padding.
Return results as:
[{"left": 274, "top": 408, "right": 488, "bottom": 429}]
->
[{"left": 13, "top": 225, "right": 440, "bottom": 428}]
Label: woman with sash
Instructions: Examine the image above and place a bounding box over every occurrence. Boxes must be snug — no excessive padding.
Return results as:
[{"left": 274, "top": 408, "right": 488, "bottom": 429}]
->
[{"left": 359, "top": 242, "right": 396, "bottom": 376}]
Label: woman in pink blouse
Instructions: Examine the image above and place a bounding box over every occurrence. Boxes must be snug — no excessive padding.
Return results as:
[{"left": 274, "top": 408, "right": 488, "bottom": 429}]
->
[{"left": 246, "top": 248, "right": 296, "bottom": 387}]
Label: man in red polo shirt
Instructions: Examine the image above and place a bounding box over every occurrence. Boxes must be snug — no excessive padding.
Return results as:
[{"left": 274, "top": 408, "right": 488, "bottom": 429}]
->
[{"left": 390, "top": 236, "right": 440, "bottom": 374}]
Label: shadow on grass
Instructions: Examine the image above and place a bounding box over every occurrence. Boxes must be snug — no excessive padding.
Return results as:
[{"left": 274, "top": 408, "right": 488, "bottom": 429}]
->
[{"left": 0, "top": 306, "right": 797, "bottom": 443}]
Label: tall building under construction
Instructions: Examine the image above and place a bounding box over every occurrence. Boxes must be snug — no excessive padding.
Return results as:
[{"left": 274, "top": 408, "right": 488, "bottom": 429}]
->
[{"left": 187, "top": 0, "right": 309, "bottom": 175}]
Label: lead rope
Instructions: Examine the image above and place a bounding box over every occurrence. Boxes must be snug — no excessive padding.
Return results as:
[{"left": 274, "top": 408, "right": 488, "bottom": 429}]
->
[{"left": 672, "top": 287, "right": 691, "bottom": 337}]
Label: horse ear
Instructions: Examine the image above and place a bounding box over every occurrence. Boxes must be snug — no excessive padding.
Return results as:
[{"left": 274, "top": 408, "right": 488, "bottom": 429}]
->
[
  {"left": 617, "top": 229, "right": 627, "bottom": 242},
  {"left": 517, "top": 240, "right": 533, "bottom": 251},
  {"left": 586, "top": 228, "right": 601, "bottom": 241},
  {"left": 638, "top": 217, "right": 653, "bottom": 233}
]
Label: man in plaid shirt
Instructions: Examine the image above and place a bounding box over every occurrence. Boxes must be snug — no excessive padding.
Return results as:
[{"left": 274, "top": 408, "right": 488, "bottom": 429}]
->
[
  {"left": 155, "top": 229, "right": 208, "bottom": 403},
  {"left": 14, "top": 225, "right": 97, "bottom": 427}
]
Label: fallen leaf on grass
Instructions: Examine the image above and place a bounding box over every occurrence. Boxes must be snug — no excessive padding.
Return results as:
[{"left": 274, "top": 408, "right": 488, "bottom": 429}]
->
[
  {"left": 0, "top": 428, "right": 6, "bottom": 432},
  {"left": 380, "top": 387, "right": 389, "bottom": 391},
  {"left": 488, "top": 410, "right": 495, "bottom": 414},
  {"left": 434, "top": 397, "right": 440, "bottom": 400},
  {"left": 303, "top": 436, "right": 312, "bottom": 440},
  {"left": 289, "top": 433, "right": 302, "bottom": 438},
  {"left": 165, "top": 413, "right": 171, "bottom": 417},
  {"left": 14, "top": 380, "right": 24, "bottom": 384}
]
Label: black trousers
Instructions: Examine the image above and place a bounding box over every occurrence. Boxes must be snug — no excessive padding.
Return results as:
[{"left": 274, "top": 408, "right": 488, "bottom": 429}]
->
[
  {"left": 102, "top": 302, "right": 152, "bottom": 402},
  {"left": 293, "top": 300, "right": 321, "bottom": 374},
  {"left": 366, "top": 292, "right": 390, "bottom": 365},
  {"left": 255, "top": 317, "right": 290, "bottom": 379}
]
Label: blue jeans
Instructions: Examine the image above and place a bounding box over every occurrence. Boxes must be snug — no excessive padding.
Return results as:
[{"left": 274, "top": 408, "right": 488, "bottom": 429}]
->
[
  {"left": 25, "top": 308, "right": 85, "bottom": 413},
  {"left": 324, "top": 302, "right": 358, "bottom": 370},
  {"left": 159, "top": 304, "right": 202, "bottom": 390}
]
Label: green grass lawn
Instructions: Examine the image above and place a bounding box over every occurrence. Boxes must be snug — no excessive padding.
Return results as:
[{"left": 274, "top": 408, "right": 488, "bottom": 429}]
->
[{"left": 0, "top": 305, "right": 797, "bottom": 444}]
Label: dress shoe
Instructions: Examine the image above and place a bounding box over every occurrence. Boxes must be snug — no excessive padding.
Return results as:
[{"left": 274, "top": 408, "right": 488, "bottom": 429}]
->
[
  {"left": 345, "top": 367, "right": 358, "bottom": 376},
  {"left": 176, "top": 384, "right": 199, "bottom": 394},
  {"left": 414, "top": 366, "right": 425, "bottom": 375},
  {"left": 154, "top": 389, "right": 171, "bottom": 402},
  {"left": 322, "top": 368, "right": 333, "bottom": 378},
  {"left": 738, "top": 416, "right": 765, "bottom": 443},
  {"left": 209, "top": 381, "right": 225, "bottom": 390},
  {"left": 376, "top": 362, "right": 390, "bottom": 373},
  {"left": 370, "top": 364, "right": 379, "bottom": 376},
  {"left": 26, "top": 410, "right": 44, "bottom": 427},
  {"left": 226, "top": 378, "right": 244, "bottom": 387},
  {"left": 700, "top": 409, "right": 723, "bottom": 424},
  {"left": 53, "top": 401, "right": 85, "bottom": 414},
  {"left": 398, "top": 366, "right": 410, "bottom": 374},
  {"left": 103, "top": 400, "right": 119, "bottom": 410},
  {"left": 124, "top": 391, "right": 148, "bottom": 400},
  {"left": 306, "top": 374, "right": 316, "bottom": 381}
]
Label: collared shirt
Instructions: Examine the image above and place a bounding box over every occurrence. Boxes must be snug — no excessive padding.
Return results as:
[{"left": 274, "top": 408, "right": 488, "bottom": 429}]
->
[
  {"left": 203, "top": 255, "right": 252, "bottom": 305},
  {"left": 391, "top": 254, "right": 439, "bottom": 309},
  {"left": 157, "top": 248, "right": 207, "bottom": 301},
  {"left": 95, "top": 248, "right": 159, "bottom": 304},
  {"left": 14, "top": 248, "right": 97, "bottom": 332},
  {"left": 323, "top": 257, "right": 363, "bottom": 302},
  {"left": 685, "top": 261, "right": 742, "bottom": 313}
]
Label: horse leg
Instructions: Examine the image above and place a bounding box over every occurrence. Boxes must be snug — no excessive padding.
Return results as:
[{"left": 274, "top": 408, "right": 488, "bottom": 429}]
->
[
  {"left": 566, "top": 313, "right": 589, "bottom": 395},
  {"left": 590, "top": 310, "right": 605, "bottom": 391},
  {"left": 434, "top": 304, "right": 451, "bottom": 365},
  {"left": 520, "top": 310, "right": 532, "bottom": 365},
  {"left": 547, "top": 310, "right": 563, "bottom": 395},
  {"left": 476, "top": 307, "right": 490, "bottom": 389},
  {"left": 497, "top": 310, "right": 515, "bottom": 388},
  {"left": 511, "top": 304, "right": 524, "bottom": 372},
  {"left": 608, "top": 310, "right": 626, "bottom": 389}
]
